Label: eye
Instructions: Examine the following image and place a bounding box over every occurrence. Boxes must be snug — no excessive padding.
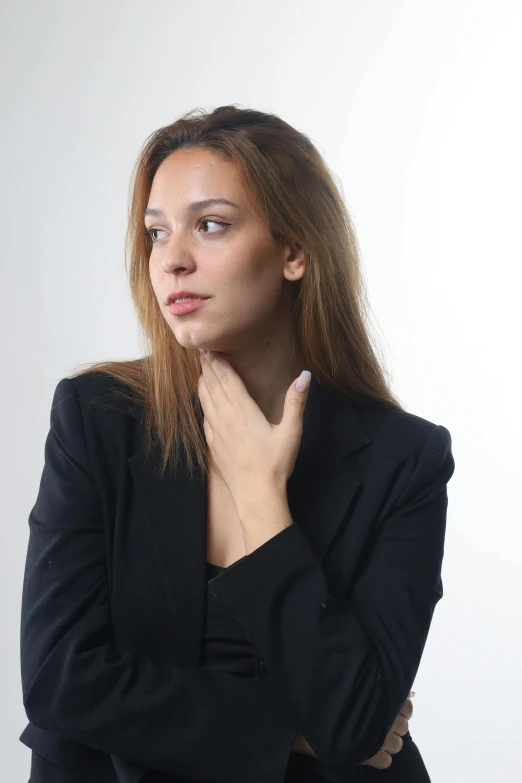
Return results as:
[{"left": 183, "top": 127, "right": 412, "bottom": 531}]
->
[
  {"left": 146, "top": 228, "right": 166, "bottom": 243},
  {"left": 199, "top": 218, "right": 229, "bottom": 234},
  {"left": 145, "top": 219, "right": 229, "bottom": 244}
]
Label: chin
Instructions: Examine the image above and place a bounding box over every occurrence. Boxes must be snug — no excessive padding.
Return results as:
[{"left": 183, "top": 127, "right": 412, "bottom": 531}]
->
[{"left": 174, "top": 335, "right": 217, "bottom": 352}]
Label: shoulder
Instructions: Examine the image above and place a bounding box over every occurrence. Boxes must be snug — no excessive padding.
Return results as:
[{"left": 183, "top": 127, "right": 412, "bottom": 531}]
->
[
  {"left": 46, "top": 371, "right": 144, "bottom": 483},
  {"left": 348, "top": 400, "right": 455, "bottom": 501},
  {"left": 352, "top": 399, "right": 452, "bottom": 455},
  {"left": 49, "top": 370, "right": 138, "bottom": 434}
]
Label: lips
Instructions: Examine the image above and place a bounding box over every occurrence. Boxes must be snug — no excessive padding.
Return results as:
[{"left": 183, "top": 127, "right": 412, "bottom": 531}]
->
[
  {"left": 166, "top": 291, "right": 209, "bottom": 305},
  {"left": 168, "top": 297, "right": 208, "bottom": 316}
]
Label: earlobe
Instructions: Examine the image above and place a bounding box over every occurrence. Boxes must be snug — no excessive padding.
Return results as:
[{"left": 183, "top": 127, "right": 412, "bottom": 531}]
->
[
  {"left": 286, "top": 245, "right": 307, "bottom": 282},
  {"left": 284, "top": 267, "right": 306, "bottom": 284}
]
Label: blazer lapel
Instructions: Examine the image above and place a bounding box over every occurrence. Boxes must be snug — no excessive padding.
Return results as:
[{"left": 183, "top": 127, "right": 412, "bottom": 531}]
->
[{"left": 127, "top": 375, "right": 372, "bottom": 667}]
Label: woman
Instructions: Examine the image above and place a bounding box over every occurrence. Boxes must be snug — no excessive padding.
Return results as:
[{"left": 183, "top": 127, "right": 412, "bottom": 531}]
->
[{"left": 19, "top": 105, "right": 454, "bottom": 782}]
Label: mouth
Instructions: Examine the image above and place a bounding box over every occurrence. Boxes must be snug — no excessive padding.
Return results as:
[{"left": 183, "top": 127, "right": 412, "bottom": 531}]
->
[
  {"left": 166, "top": 293, "right": 210, "bottom": 305},
  {"left": 167, "top": 298, "right": 209, "bottom": 315}
]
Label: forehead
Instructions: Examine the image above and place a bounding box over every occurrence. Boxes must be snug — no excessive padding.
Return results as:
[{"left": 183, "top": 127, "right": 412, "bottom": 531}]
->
[
  {"left": 150, "top": 147, "right": 245, "bottom": 199},
  {"left": 146, "top": 147, "right": 265, "bottom": 224}
]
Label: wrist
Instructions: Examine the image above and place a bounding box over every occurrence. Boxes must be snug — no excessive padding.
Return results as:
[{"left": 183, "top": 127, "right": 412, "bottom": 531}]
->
[
  {"left": 233, "top": 483, "right": 288, "bottom": 519},
  {"left": 291, "top": 732, "right": 315, "bottom": 757}
]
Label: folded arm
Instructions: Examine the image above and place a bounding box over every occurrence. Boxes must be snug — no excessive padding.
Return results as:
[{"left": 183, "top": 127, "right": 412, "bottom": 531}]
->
[{"left": 208, "top": 424, "right": 455, "bottom": 777}]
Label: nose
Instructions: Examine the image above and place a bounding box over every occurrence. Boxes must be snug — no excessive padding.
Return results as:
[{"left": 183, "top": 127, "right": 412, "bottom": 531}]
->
[
  {"left": 158, "top": 232, "right": 197, "bottom": 274},
  {"left": 160, "top": 254, "right": 196, "bottom": 274}
]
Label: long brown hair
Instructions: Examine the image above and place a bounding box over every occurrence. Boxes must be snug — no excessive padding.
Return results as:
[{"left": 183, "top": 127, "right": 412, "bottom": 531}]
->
[{"left": 70, "top": 104, "right": 404, "bottom": 480}]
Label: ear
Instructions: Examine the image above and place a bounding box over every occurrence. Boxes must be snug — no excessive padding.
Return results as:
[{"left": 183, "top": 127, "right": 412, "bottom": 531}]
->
[{"left": 282, "top": 241, "right": 307, "bottom": 283}]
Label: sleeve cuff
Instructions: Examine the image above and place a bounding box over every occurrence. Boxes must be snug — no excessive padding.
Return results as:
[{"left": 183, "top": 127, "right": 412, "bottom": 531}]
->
[{"left": 208, "top": 524, "right": 320, "bottom": 589}]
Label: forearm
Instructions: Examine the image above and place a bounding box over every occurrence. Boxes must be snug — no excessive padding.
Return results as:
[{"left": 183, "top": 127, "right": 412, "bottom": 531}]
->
[{"left": 23, "top": 647, "right": 297, "bottom": 781}]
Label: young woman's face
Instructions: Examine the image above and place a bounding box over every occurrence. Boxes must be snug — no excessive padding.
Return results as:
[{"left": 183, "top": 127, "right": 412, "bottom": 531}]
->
[{"left": 146, "top": 147, "right": 302, "bottom": 354}]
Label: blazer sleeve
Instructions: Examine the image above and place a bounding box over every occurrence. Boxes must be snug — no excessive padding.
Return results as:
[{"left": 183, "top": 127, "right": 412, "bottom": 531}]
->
[
  {"left": 208, "top": 423, "right": 455, "bottom": 778},
  {"left": 20, "top": 377, "right": 297, "bottom": 783}
]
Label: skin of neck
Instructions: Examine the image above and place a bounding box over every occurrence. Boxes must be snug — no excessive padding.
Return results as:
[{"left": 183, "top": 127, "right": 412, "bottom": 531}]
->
[{"left": 213, "top": 282, "right": 306, "bottom": 426}]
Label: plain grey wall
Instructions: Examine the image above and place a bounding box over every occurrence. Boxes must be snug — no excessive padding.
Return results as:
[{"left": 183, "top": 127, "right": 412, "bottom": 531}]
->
[{"left": 2, "top": 1, "right": 521, "bottom": 781}]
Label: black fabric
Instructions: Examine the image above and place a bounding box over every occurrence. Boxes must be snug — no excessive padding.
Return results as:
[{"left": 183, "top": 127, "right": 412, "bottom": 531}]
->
[
  {"left": 19, "top": 371, "right": 453, "bottom": 782},
  {"left": 203, "top": 560, "right": 338, "bottom": 782},
  {"left": 203, "top": 561, "right": 257, "bottom": 678},
  {"left": 202, "top": 562, "right": 431, "bottom": 783}
]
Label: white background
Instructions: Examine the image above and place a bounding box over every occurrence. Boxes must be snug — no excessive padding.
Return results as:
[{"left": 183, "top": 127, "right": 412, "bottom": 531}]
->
[{"left": 2, "top": 1, "right": 521, "bottom": 781}]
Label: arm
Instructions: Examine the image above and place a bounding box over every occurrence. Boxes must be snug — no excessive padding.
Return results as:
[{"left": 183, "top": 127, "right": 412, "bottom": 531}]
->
[
  {"left": 208, "top": 424, "right": 455, "bottom": 777},
  {"left": 20, "top": 377, "right": 296, "bottom": 783},
  {"left": 294, "top": 692, "right": 414, "bottom": 765}
]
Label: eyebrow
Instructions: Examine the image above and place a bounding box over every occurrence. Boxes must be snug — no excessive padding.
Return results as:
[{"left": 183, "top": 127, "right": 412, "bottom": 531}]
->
[{"left": 144, "top": 198, "right": 240, "bottom": 220}]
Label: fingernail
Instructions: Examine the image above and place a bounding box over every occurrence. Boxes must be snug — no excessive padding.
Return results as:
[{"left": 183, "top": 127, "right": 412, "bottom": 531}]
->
[{"left": 296, "top": 370, "right": 311, "bottom": 392}]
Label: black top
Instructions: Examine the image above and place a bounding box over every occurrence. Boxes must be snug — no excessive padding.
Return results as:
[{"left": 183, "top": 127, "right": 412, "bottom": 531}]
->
[
  {"left": 202, "top": 561, "right": 257, "bottom": 676},
  {"left": 203, "top": 560, "right": 336, "bottom": 782}
]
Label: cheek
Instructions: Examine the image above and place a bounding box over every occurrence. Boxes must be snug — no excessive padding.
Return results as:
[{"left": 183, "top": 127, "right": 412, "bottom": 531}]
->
[
  {"left": 222, "top": 284, "right": 281, "bottom": 327},
  {"left": 229, "top": 249, "right": 280, "bottom": 294},
  {"left": 232, "top": 253, "right": 281, "bottom": 302},
  {"left": 148, "top": 261, "right": 162, "bottom": 297}
]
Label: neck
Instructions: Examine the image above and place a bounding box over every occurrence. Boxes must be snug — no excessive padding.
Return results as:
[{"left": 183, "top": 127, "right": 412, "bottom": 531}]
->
[
  {"left": 202, "top": 282, "right": 306, "bottom": 424},
  {"left": 218, "top": 330, "right": 306, "bottom": 425}
]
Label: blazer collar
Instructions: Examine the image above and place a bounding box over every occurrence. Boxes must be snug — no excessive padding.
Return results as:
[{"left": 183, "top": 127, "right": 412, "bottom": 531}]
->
[{"left": 127, "top": 374, "right": 372, "bottom": 666}]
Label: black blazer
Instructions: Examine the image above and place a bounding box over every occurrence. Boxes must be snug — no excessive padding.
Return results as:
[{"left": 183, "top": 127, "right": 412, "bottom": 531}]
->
[{"left": 19, "top": 370, "right": 455, "bottom": 783}]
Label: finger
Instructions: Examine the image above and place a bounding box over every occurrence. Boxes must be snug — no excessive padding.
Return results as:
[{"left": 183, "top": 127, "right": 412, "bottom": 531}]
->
[
  {"left": 359, "top": 750, "right": 392, "bottom": 770},
  {"left": 391, "top": 715, "right": 409, "bottom": 736},
  {"left": 201, "top": 351, "right": 257, "bottom": 414},
  {"left": 199, "top": 351, "right": 235, "bottom": 410},
  {"left": 198, "top": 370, "right": 218, "bottom": 426},
  {"left": 202, "top": 415, "right": 213, "bottom": 447},
  {"left": 384, "top": 730, "right": 404, "bottom": 756},
  {"left": 399, "top": 697, "right": 414, "bottom": 721},
  {"left": 368, "top": 750, "right": 394, "bottom": 770}
]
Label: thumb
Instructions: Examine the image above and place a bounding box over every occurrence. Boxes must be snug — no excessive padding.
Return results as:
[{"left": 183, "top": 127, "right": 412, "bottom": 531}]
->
[
  {"left": 295, "top": 370, "right": 311, "bottom": 394},
  {"left": 285, "top": 371, "right": 311, "bottom": 417},
  {"left": 279, "top": 372, "right": 311, "bottom": 465},
  {"left": 280, "top": 371, "right": 311, "bottom": 428}
]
